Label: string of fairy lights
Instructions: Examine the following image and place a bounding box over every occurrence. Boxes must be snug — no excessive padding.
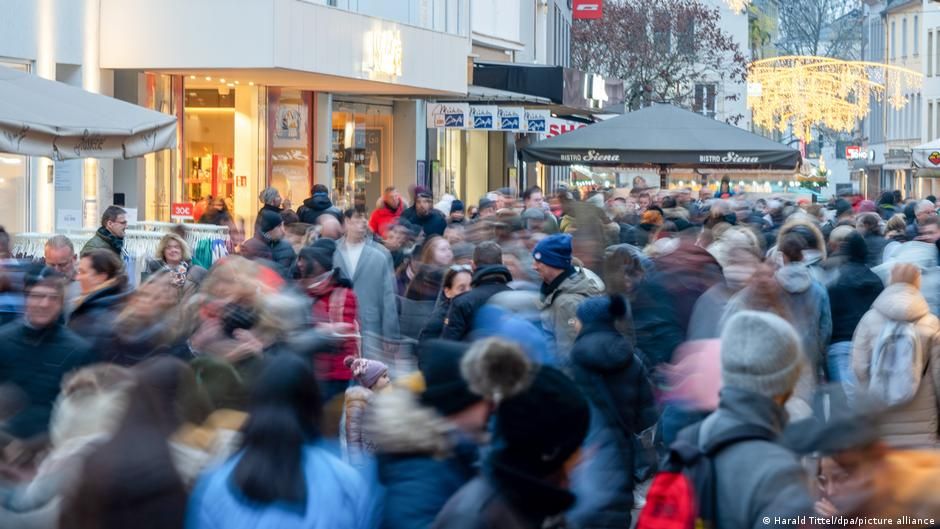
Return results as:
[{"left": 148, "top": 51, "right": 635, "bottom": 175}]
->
[{"left": 747, "top": 56, "right": 923, "bottom": 141}]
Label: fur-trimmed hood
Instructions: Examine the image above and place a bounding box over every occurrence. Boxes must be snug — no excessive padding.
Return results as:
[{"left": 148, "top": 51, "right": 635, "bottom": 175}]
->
[
  {"left": 777, "top": 216, "right": 828, "bottom": 260},
  {"left": 365, "top": 387, "right": 456, "bottom": 458}
]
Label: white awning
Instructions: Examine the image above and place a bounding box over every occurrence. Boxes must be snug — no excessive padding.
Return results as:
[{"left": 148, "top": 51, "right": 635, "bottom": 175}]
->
[{"left": 0, "top": 65, "right": 177, "bottom": 160}]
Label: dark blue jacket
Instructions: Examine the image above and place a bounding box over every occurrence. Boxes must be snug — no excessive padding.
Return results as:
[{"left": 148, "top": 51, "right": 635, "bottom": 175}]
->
[{"left": 402, "top": 206, "right": 447, "bottom": 238}]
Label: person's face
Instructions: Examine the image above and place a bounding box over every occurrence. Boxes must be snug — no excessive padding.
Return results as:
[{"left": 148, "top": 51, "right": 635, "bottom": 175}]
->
[
  {"left": 533, "top": 259, "right": 556, "bottom": 283},
  {"left": 131, "top": 278, "right": 177, "bottom": 318},
  {"left": 638, "top": 195, "right": 651, "bottom": 209},
  {"left": 163, "top": 240, "right": 184, "bottom": 265},
  {"left": 443, "top": 227, "right": 464, "bottom": 245},
  {"left": 25, "top": 285, "right": 64, "bottom": 328},
  {"left": 917, "top": 223, "right": 940, "bottom": 243},
  {"left": 917, "top": 207, "right": 937, "bottom": 224},
  {"left": 450, "top": 210, "right": 465, "bottom": 223},
  {"left": 107, "top": 214, "right": 128, "bottom": 238},
  {"left": 384, "top": 228, "right": 406, "bottom": 250},
  {"left": 44, "top": 246, "right": 76, "bottom": 280},
  {"left": 679, "top": 189, "right": 692, "bottom": 204},
  {"left": 818, "top": 457, "right": 850, "bottom": 500},
  {"left": 431, "top": 240, "right": 454, "bottom": 266},
  {"left": 480, "top": 207, "right": 496, "bottom": 219},
  {"left": 347, "top": 214, "right": 368, "bottom": 240},
  {"left": 444, "top": 271, "right": 472, "bottom": 299},
  {"left": 384, "top": 190, "right": 400, "bottom": 207},
  {"left": 77, "top": 256, "right": 108, "bottom": 294},
  {"left": 212, "top": 199, "right": 225, "bottom": 211},
  {"left": 526, "top": 191, "right": 544, "bottom": 210},
  {"left": 372, "top": 372, "right": 391, "bottom": 391},
  {"left": 699, "top": 189, "right": 711, "bottom": 201},
  {"left": 416, "top": 197, "right": 432, "bottom": 216}
]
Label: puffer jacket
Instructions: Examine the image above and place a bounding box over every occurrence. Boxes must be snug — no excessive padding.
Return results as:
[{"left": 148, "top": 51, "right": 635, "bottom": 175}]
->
[
  {"left": 689, "top": 387, "right": 814, "bottom": 529},
  {"left": 852, "top": 283, "right": 940, "bottom": 449},
  {"left": 366, "top": 388, "right": 478, "bottom": 529},
  {"left": 874, "top": 241, "right": 940, "bottom": 316},
  {"left": 440, "top": 265, "right": 513, "bottom": 342},
  {"left": 297, "top": 193, "right": 342, "bottom": 225},
  {"left": 537, "top": 267, "right": 604, "bottom": 361},
  {"left": 343, "top": 385, "right": 375, "bottom": 468},
  {"left": 370, "top": 200, "right": 404, "bottom": 238},
  {"left": 67, "top": 280, "right": 131, "bottom": 356}
]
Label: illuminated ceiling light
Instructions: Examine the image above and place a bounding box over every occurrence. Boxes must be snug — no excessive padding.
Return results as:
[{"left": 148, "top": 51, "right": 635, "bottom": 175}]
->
[
  {"left": 0, "top": 156, "right": 22, "bottom": 165},
  {"left": 205, "top": 76, "right": 212, "bottom": 81},
  {"left": 219, "top": 78, "right": 226, "bottom": 83},
  {"left": 248, "top": 81, "right": 255, "bottom": 86},
  {"left": 227, "top": 83, "right": 235, "bottom": 88},
  {"left": 234, "top": 80, "right": 240, "bottom": 85},
  {"left": 724, "top": 0, "right": 750, "bottom": 13},
  {"left": 189, "top": 75, "right": 196, "bottom": 80},
  {"left": 748, "top": 56, "right": 922, "bottom": 141}
]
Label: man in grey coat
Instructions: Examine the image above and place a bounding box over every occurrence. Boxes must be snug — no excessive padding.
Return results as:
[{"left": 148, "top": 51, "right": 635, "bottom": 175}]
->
[
  {"left": 334, "top": 208, "right": 400, "bottom": 356},
  {"left": 688, "top": 310, "right": 814, "bottom": 529}
]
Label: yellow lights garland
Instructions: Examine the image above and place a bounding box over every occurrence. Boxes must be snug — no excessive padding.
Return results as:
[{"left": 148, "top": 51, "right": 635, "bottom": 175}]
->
[
  {"left": 724, "top": 0, "right": 750, "bottom": 14},
  {"left": 747, "top": 56, "right": 923, "bottom": 141}
]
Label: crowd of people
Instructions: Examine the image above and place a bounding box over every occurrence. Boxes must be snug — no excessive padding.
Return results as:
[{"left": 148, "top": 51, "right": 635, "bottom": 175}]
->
[{"left": 1, "top": 180, "right": 940, "bottom": 528}]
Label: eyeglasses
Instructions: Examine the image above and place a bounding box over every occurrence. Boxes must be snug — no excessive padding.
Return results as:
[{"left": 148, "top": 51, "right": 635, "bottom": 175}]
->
[
  {"left": 449, "top": 264, "right": 472, "bottom": 272},
  {"left": 27, "top": 291, "right": 63, "bottom": 302}
]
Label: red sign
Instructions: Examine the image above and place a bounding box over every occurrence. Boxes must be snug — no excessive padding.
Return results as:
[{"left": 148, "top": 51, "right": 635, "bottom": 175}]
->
[
  {"left": 573, "top": 0, "right": 603, "bottom": 19},
  {"left": 845, "top": 145, "right": 861, "bottom": 159},
  {"left": 546, "top": 118, "right": 587, "bottom": 138},
  {"left": 171, "top": 202, "right": 194, "bottom": 219}
]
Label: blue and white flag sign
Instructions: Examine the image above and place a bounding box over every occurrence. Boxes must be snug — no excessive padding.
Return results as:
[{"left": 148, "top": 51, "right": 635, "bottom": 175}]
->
[
  {"left": 470, "top": 106, "right": 499, "bottom": 130},
  {"left": 427, "top": 103, "right": 470, "bottom": 128},
  {"left": 498, "top": 107, "right": 525, "bottom": 131},
  {"left": 525, "top": 110, "right": 551, "bottom": 133}
]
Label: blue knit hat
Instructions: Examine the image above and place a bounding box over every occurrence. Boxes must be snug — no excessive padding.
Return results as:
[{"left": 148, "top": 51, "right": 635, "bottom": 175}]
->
[
  {"left": 533, "top": 233, "right": 573, "bottom": 270},
  {"left": 450, "top": 199, "right": 465, "bottom": 212}
]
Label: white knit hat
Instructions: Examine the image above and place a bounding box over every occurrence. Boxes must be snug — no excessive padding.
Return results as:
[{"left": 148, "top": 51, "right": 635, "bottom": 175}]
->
[{"left": 720, "top": 310, "right": 803, "bottom": 399}]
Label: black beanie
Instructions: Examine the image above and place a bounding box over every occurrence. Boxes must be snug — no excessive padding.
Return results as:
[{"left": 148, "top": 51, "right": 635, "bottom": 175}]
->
[
  {"left": 488, "top": 366, "right": 590, "bottom": 478},
  {"left": 259, "top": 209, "right": 283, "bottom": 234},
  {"left": 418, "top": 340, "right": 481, "bottom": 416},
  {"left": 300, "top": 238, "right": 336, "bottom": 272}
]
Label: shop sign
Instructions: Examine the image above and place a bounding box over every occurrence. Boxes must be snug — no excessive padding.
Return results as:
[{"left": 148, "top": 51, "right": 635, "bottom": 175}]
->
[
  {"left": 171, "top": 202, "right": 194, "bottom": 220},
  {"left": 698, "top": 151, "right": 760, "bottom": 164},
  {"left": 498, "top": 107, "right": 525, "bottom": 131},
  {"left": 470, "top": 106, "right": 498, "bottom": 130},
  {"left": 559, "top": 150, "right": 619, "bottom": 163},
  {"left": 845, "top": 146, "right": 871, "bottom": 160},
  {"left": 525, "top": 110, "right": 550, "bottom": 132},
  {"left": 546, "top": 117, "right": 587, "bottom": 138},
  {"left": 573, "top": 0, "right": 603, "bottom": 20},
  {"left": 363, "top": 28, "right": 403, "bottom": 78},
  {"left": 885, "top": 148, "right": 912, "bottom": 166},
  {"left": 427, "top": 103, "right": 470, "bottom": 128},
  {"left": 929, "top": 151, "right": 940, "bottom": 166}
]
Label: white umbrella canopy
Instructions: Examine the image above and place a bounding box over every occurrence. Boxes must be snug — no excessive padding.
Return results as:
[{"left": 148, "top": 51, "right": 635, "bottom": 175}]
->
[{"left": 0, "top": 65, "right": 176, "bottom": 160}]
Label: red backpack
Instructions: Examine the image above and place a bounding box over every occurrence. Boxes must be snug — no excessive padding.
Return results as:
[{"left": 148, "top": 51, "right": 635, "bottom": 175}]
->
[{"left": 635, "top": 423, "right": 775, "bottom": 529}]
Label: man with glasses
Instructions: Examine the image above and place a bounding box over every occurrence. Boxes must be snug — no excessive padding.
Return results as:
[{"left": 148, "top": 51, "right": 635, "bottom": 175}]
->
[
  {"left": 0, "top": 266, "right": 93, "bottom": 445},
  {"left": 43, "top": 235, "right": 81, "bottom": 315},
  {"left": 80, "top": 205, "right": 128, "bottom": 258}
]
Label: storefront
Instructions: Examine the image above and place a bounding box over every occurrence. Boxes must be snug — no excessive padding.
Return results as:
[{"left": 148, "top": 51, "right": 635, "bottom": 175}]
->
[{"left": 0, "top": 61, "right": 30, "bottom": 233}]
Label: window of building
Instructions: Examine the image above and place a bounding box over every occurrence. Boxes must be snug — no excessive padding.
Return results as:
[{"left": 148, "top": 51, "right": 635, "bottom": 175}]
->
[
  {"left": 903, "top": 18, "right": 908, "bottom": 58},
  {"left": 892, "top": 21, "right": 896, "bottom": 59},
  {"left": 930, "top": 31, "right": 934, "bottom": 76},
  {"left": 693, "top": 83, "right": 717, "bottom": 119},
  {"left": 915, "top": 16, "right": 920, "bottom": 55},
  {"left": 930, "top": 101, "right": 934, "bottom": 140},
  {"left": 677, "top": 18, "right": 695, "bottom": 55},
  {"left": 653, "top": 13, "right": 671, "bottom": 54}
]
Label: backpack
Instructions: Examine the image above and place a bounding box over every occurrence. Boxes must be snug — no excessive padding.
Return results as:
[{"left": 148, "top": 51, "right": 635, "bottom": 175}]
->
[
  {"left": 635, "top": 422, "right": 775, "bottom": 529},
  {"left": 868, "top": 320, "right": 925, "bottom": 407}
]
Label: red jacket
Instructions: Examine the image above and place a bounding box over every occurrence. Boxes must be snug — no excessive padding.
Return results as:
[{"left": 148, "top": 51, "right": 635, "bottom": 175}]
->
[
  {"left": 306, "top": 272, "right": 359, "bottom": 381},
  {"left": 369, "top": 200, "right": 404, "bottom": 238}
]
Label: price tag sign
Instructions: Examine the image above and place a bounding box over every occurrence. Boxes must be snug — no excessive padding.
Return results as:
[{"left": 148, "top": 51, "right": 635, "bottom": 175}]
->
[{"left": 171, "top": 202, "right": 194, "bottom": 220}]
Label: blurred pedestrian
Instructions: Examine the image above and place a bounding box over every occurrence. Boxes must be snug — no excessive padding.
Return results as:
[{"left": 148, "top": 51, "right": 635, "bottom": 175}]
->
[
  {"left": 240, "top": 209, "right": 296, "bottom": 278},
  {"left": 145, "top": 233, "right": 207, "bottom": 300},
  {"left": 440, "top": 242, "right": 512, "bottom": 342},
  {"left": 297, "top": 184, "right": 343, "bottom": 225},
  {"left": 69, "top": 250, "right": 130, "bottom": 355},
  {"left": 402, "top": 187, "right": 447, "bottom": 238},
  {"left": 43, "top": 235, "right": 81, "bottom": 314},
  {"left": 418, "top": 264, "right": 472, "bottom": 342},
  {"left": 342, "top": 355, "right": 390, "bottom": 468},
  {"left": 370, "top": 186, "right": 405, "bottom": 238}
]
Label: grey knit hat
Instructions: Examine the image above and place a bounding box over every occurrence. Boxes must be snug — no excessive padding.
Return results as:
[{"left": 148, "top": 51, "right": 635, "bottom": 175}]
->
[{"left": 720, "top": 310, "right": 803, "bottom": 399}]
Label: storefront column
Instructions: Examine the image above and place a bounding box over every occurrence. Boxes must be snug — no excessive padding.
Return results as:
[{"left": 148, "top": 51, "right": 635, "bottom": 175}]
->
[
  {"left": 393, "top": 100, "right": 425, "bottom": 194},
  {"left": 313, "top": 92, "right": 333, "bottom": 189},
  {"left": 235, "top": 86, "right": 262, "bottom": 231}
]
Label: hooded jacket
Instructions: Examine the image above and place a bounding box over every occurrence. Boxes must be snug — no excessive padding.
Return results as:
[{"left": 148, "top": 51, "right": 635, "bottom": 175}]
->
[
  {"left": 441, "top": 265, "right": 513, "bottom": 342},
  {"left": 537, "top": 268, "right": 604, "bottom": 361},
  {"left": 297, "top": 193, "right": 342, "bottom": 225},
  {"left": 370, "top": 200, "right": 405, "bottom": 238},
  {"left": 650, "top": 239, "right": 723, "bottom": 335},
  {"left": 689, "top": 387, "right": 814, "bottom": 529},
  {"left": 567, "top": 320, "right": 657, "bottom": 528},
  {"left": 874, "top": 242, "right": 940, "bottom": 316},
  {"left": 367, "top": 388, "right": 478, "bottom": 529},
  {"left": 852, "top": 283, "right": 940, "bottom": 448},
  {"left": 401, "top": 206, "right": 447, "bottom": 238}
]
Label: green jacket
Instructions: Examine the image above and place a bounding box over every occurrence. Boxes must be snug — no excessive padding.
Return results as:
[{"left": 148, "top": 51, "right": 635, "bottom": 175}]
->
[{"left": 80, "top": 231, "right": 120, "bottom": 257}]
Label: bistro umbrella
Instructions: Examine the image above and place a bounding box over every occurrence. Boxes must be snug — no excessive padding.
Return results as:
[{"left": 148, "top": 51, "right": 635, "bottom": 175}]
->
[
  {"left": 0, "top": 65, "right": 176, "bottom": 160},
  {"left": 522, "top": 104, "right": 800, "bottom": 178}
]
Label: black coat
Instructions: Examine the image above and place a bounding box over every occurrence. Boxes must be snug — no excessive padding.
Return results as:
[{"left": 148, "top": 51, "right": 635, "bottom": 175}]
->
[
  {"left": 68, "top": 282, "right": 131, "bottom": 357},
  {"left": 402, "top": 206, "right": 447, "bottom": 238},
  {"left": 827, "top": 261, "right": 884, "bottom": 343},
  {"left": 418, "top": 296, "right": 452, "bottom": 342},
  {"left": 297, "top": 194, "right": 342, "bottom": 225},
  {"left": 440, "top": 265, "right": 512, "bottom": 341},
  {"left": 0, "top": 320, "right": 94, "bottom": 438},
  {"left": 568, "top": 320, "right": 657, "bottom": 528}
]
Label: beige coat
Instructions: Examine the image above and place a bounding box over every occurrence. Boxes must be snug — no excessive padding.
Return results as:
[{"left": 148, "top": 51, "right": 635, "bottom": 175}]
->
[{"left": 853, "top": 283, "right": 940, "bottom": 449}]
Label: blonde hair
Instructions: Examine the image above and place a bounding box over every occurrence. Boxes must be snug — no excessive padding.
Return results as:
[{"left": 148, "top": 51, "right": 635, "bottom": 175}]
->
[
  {"left": 156, "top": 233, "right": 193, "bottom": 263},
  {"left": 885, "top": 213, "right": 907, "bottom": 235}
]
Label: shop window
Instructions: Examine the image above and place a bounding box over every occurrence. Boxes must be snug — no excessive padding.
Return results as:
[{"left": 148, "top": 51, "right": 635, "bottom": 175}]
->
[
  {"left": 331, "top": 102, "right": 393, "bottom": 211},
  {"left": 268, "top": 89, "right": 312, "bottom": 209},
  {"left": 0, "top": 61, "right": 29, "bottom": 233}
]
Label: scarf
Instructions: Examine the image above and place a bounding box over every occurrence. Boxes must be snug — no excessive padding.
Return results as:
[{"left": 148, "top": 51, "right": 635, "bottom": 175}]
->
[
  {"left": 161, "top": 261, "right": 189, "bottom": 289},
  {"left": 96, "top": 227, "right": 124, "bottom": 254},
  {"left": 540, "top": 267, "right": 575, "bottom": 297}
]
